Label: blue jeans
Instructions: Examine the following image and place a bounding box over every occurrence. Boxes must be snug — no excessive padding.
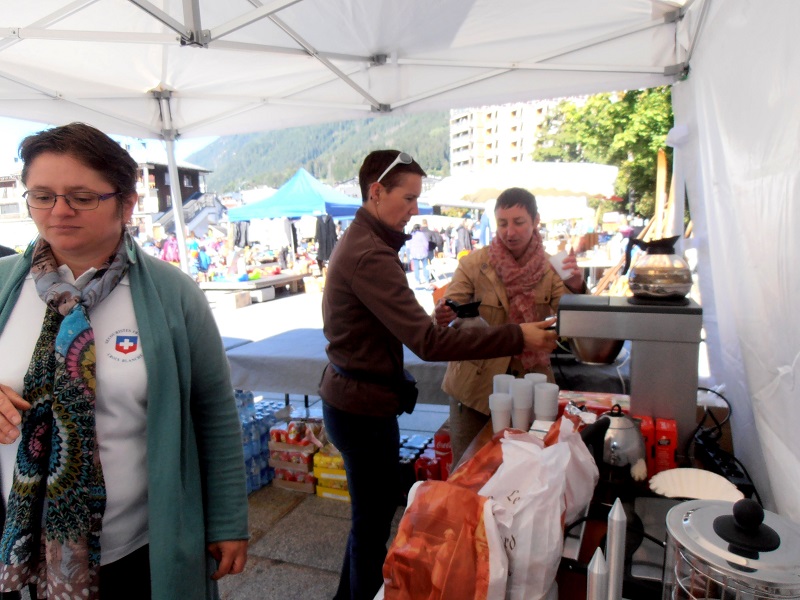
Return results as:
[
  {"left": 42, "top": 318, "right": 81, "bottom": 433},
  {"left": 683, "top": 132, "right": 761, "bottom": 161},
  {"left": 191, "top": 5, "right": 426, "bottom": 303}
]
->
[
  {"left": 322, "top": 402, "right": 400, "bottom": 600},
  {"left": 412, "top": 258, "right": 429, "bottom": 284}
]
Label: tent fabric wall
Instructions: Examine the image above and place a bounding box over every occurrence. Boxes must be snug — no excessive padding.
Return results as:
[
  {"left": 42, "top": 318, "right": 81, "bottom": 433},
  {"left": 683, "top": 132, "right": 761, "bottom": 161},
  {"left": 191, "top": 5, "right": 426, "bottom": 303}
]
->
[{"left": 673, "top": 0, "right": 800, "bottom": 519}]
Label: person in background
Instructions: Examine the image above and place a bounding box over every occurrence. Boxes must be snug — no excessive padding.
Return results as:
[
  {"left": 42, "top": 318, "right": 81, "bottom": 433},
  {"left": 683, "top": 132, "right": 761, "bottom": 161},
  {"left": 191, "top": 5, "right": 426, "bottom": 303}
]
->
[
  {"left": 159, "top": 232, "right": 179, "bottom": 263},
  {"left": 454, "top": 218, "right": 472, "bottom": 255},
  {"left": 434, "top": 187, "right": 587, "bottom": 464},
  {"left": 408, "top": 223, "right": 430, "bottom": 287},
  {"left": 0, "top": 122, "right": 248, "bottom": 600},
  {"left": 196, "top": 245, "right": 212, "bottom": 281},
  {"left": 319, "top": 151, "right": 557, "bottom": 600},
  {"left": 0, "top": 246, "right": 16, "bottom": 258}
]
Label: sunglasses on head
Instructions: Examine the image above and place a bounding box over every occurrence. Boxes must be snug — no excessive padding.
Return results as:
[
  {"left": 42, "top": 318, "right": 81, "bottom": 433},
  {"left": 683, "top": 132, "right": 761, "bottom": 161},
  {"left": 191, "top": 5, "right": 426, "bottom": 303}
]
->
[{"left": 376, "top": 152, "right": 414, "bottom": 183}]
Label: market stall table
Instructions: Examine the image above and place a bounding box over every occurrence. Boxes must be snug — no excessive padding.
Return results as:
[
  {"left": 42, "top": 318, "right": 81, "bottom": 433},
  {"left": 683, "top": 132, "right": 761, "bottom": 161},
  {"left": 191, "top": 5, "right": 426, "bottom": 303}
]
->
[
  {"left": 200, "top": 271, "right": 306, "bottom": 297},
  {"left": 225, "top": 328, "right": 451, "bottom": 405}
]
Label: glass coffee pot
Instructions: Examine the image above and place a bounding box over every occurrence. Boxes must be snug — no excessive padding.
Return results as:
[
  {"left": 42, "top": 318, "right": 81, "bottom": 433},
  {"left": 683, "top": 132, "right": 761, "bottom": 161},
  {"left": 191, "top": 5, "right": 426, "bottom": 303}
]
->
[
  {"left": 623, "top": 235, "right": 692, "bottom": 301},
  {"left": 445, "top": 299, "right": 488, "bottom": 329}
]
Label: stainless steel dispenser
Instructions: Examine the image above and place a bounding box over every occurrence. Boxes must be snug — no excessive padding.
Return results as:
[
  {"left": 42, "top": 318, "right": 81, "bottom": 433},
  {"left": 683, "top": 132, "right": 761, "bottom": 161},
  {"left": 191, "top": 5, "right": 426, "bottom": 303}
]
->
[{"left": 557, "top": 295, "right": 702, "bottom": 457}]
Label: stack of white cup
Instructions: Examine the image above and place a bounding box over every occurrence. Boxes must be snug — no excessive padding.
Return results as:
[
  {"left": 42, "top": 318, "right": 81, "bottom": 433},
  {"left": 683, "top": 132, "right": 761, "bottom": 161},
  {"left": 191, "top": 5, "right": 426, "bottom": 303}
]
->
[
  {"left": 492, "top": 373, "right": 516, "bottom": 395},
  {"left": 510, "top": 378, "right": 534, "bottom": 431},
  {"left": 534, "top": 382, "right": 560, "bottom": 421},
  {"left": 488, "top": 393, "right": 513, "bottom": 433}
]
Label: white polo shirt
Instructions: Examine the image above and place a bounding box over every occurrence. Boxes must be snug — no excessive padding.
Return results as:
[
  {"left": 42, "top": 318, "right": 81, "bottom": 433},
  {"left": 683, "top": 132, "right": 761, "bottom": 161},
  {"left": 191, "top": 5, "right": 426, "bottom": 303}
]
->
[{"left": 0, "top": 266, "right": 149, "bottom": 564}]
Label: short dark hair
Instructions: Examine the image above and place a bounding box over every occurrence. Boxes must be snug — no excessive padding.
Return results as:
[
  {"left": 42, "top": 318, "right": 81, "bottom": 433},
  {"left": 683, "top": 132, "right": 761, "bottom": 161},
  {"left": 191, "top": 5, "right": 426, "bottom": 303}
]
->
[
  {"left": 495, "top": 187, "right": 538, "bottom": 220},
  {"left": 19, "top": 123, "right": 139, "bottom": 206},
  {"left": 358, "top": 150, "right": 427, "bottom": 202}
]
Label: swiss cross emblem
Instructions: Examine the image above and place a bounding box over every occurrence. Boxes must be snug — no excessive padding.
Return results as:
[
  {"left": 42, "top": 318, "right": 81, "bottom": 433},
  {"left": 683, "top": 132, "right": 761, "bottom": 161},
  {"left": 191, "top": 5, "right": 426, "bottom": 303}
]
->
[{"left": 115, "top": 335, "right": 138, "bottom": 354}]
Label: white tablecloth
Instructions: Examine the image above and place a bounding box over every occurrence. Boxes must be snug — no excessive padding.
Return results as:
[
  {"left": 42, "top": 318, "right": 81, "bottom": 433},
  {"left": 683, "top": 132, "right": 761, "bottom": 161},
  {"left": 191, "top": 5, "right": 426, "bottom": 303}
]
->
[{"left": 225, "top": 327, "right": 450, "bottom": 404}]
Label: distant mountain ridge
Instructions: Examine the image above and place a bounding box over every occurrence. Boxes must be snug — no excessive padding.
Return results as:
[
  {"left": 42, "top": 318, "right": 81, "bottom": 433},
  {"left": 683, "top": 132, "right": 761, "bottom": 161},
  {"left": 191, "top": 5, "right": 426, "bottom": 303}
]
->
[{"left": 187, "top": 111, "right": 451, "bottom": 194}]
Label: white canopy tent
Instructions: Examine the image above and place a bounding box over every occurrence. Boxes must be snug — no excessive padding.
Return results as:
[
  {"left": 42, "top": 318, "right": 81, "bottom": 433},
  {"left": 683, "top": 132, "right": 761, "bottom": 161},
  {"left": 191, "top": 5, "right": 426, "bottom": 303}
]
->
[
  {"left": 1, "top": 0, "right": 797, "bottom": 519},
  {"left": 421, "top": 162, "right": 619, "bottom": 203}
]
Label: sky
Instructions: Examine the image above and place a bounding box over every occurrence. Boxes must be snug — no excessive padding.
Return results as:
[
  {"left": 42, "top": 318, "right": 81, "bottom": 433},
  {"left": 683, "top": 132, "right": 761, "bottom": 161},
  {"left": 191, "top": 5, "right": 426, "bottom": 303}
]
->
[{"left": 0, "top": 116, "right": 217, "bottom": 174}]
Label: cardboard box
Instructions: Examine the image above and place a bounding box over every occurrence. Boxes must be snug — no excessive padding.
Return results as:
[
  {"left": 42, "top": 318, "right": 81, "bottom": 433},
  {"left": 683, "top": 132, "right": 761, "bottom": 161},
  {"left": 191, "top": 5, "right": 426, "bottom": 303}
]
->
[
  {"left": 273, "top": 479, "right": 315, "bottom": 494},
  {"left": 302, "top": 276, "right": 325, "bottom": 293},
  {"left": 313, "top": 466, "right": 347, "bottom": 481},
  {"left": 216, "top": 290, "right": 251, "bottom": 310},
  {"left": 268, "top": 441, "right": 316, "bottom": 454},
  {"left": 316, "top": 485, "right": 351, "bottom": 502},
  {"left": 249, "top": 286, "right": 275, "bottom": 303},
  {"left": 270, "top": 458, "right": 313, "bottom": 473}
]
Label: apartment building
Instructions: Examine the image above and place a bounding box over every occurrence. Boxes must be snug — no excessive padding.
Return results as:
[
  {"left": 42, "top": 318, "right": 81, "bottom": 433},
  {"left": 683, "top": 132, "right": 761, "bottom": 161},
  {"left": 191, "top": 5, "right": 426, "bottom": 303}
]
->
[{"left": 449, "top": 100, "right": 558, "bottom": 174}]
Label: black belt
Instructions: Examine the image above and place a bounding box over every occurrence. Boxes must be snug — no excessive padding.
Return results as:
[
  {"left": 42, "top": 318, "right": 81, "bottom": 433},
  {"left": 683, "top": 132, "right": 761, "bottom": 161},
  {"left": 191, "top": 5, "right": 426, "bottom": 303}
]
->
[{"left": 327, "top": 363, "right": 418, "bottom": 415}]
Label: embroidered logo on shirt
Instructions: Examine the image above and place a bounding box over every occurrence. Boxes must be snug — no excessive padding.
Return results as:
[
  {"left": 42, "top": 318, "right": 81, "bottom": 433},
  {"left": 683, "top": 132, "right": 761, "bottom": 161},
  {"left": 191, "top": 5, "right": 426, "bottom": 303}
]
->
[
  {"left": 115, "top": 335, "right": 138, "bottom": 354},
  {"left": 105, "top": 328, "right": 143, "bottom": 363}
]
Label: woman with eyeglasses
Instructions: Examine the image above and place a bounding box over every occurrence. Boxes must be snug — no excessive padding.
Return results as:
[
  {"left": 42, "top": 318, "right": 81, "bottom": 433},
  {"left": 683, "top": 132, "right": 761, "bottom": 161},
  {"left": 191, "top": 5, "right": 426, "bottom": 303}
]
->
[
  {"left": 0, "top": 123, "right": 248, "bottom": 599},
  {"left": 319, "top": 150, "right": 558, "bottom": 600}
]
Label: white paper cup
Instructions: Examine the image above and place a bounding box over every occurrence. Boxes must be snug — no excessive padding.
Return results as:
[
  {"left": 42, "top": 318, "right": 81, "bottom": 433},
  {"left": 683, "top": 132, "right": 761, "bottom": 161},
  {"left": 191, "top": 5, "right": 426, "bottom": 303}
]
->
[
  {"left": 548, "top": 250, "right": 573, "bottom": 280},
  {"left": 524, "top": 373, "right": 548, "bottom": 386},
  {"left": 493, "top": 373, "right": 516, "bottom": 395},
  {"left": 510, "top": 379, "right": 533, "bottom": 408},
  {"left": 510, "top": 379, "right": 533, "bottom": 430},
  {"left": 489, "top": 392, "right": 513, "bottom": 433},
  {"left": 534, "top": 382, "right": 560, "bottom": 421}
]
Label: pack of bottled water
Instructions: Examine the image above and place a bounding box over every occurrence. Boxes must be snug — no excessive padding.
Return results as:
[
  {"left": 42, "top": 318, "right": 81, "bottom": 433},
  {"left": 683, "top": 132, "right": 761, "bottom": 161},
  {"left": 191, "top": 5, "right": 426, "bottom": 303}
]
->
[{"left": 235, "top": 389, "right": 279, "bottom": 494}]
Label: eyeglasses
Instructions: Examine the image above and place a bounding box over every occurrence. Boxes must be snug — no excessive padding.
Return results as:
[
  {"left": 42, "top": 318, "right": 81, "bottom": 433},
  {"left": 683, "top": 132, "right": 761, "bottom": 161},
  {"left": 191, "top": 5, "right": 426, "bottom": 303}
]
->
[
  {"left": 376, "top": 152, "right": 413, "bottom": 184},
  {"left": 23, "top": 190, "right": 122, "bottom": 211}
]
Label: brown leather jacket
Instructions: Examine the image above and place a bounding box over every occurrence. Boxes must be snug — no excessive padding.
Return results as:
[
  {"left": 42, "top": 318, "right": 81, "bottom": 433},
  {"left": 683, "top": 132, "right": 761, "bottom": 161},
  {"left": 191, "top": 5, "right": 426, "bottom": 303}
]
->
[
  {"left": 319, "top": 208, "right": 523, "bottom": 417},
  {"left": 441, "top": 246, "right": 569, "bottom": 413}
]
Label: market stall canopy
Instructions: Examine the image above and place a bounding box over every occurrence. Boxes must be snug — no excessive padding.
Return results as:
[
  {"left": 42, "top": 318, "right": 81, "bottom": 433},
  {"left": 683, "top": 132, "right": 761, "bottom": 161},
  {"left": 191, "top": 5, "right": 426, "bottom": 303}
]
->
[
  {"left": 421, "top": 162, "right": 619, "bottom": 207},
  {"left": 0, "top": 1, "right": 685, "bottom": 139},
  {"left": 227, "top": 167, "right": 361, "bottom": 220}
]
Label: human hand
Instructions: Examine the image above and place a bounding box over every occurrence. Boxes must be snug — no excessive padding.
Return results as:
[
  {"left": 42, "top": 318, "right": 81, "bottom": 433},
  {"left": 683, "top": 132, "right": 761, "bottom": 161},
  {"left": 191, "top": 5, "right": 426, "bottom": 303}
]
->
[
  {"left": 208, "top": 539, "right": 248, "bottom": 580},
  {"left": 433, "top": 298, "right": 456, "bottom": 327},
  {"left": 0, "top": 384, "right": 30, "bottom": 444},
  {"left": 519, "top": 321, "right": 558, "bottom": 353},
  {"left": 561, "top": 248, "right": 585, "bottom": 291}
]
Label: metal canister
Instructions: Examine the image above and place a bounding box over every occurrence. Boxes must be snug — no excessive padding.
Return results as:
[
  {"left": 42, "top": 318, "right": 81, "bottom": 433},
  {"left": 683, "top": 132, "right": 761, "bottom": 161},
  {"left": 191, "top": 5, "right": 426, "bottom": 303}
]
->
[{"left": 663, "top": 499, "right": 800, "bottom": 599}]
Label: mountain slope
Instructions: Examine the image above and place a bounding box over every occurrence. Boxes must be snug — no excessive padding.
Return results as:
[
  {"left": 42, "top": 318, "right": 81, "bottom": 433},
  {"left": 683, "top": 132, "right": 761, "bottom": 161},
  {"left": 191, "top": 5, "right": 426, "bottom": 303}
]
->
[{"left": 188, "top": 111, "right": 451, "bottom": 193}]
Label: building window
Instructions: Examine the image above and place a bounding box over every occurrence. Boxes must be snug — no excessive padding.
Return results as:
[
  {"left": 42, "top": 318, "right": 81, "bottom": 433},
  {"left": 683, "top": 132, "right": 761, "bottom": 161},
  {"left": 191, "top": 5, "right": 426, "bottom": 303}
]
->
[{"left": 183, "top": 174, "right": 191, "bottom": 187}]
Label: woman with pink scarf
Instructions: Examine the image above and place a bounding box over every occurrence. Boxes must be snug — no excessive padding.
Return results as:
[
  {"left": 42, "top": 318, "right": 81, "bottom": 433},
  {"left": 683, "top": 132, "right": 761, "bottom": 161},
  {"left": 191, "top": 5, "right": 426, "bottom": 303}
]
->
[{"left": 434, "top": 187, "right": 586, "bottom": 463}]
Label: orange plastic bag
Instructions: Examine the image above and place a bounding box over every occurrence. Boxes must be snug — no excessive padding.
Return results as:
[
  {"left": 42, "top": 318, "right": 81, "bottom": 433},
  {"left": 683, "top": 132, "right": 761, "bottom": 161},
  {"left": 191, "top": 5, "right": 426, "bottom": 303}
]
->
[{"left": 383, "top": 480, "right": 508, "bottom": 600}]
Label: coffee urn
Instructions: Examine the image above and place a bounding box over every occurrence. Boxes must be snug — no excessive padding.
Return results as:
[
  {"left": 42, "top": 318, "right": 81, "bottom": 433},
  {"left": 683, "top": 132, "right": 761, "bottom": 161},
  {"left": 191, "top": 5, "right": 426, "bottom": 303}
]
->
[
  {"left": 557, "top": 295, "right": 702, "bottom": 456},
  {"left": 663, "top": 499, "right": 800, "bottom": 599}
]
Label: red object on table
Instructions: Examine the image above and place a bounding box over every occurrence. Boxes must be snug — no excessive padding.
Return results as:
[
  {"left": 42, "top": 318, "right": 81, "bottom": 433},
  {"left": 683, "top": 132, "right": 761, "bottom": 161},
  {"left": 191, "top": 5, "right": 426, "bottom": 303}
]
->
[
  {"left": 635, "top": 415, "right": 656, "bottom": 478},
  {"left": 654, "top": 418, "right": 678, "bottom": 474}
]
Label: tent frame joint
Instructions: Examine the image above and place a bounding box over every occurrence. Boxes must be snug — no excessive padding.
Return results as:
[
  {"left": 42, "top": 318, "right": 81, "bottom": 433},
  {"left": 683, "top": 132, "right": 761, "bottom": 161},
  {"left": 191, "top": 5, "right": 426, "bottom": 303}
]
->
[{"left": 180, "top": 29, "right": 212, "bottom": 47}]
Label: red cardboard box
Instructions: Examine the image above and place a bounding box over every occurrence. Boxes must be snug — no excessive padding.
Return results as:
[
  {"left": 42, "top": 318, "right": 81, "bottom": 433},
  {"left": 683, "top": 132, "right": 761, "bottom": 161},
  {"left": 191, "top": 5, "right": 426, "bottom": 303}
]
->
[{"left": 654, "top": 418, "right": 678, "bottom": 474}]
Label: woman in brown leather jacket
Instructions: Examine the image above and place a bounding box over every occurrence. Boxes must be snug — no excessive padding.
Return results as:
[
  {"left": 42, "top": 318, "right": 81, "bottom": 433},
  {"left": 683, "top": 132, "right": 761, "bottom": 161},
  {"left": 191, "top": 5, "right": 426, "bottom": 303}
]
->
[{"left": 319, "top": 152, "right": 558, "bottom": 600}]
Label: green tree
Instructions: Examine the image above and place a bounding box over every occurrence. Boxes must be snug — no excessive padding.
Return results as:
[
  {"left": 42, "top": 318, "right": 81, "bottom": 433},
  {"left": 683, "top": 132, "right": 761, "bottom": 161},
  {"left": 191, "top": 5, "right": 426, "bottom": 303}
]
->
[{"left": 533, "top": 87, "right": 673, "bottom": 219}]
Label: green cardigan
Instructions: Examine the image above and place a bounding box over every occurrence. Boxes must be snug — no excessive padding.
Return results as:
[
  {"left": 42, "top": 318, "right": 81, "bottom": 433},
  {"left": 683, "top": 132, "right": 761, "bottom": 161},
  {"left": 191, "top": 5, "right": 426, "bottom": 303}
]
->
[{"left": 0, "top": 243, "right": 248, "bottom": 600}]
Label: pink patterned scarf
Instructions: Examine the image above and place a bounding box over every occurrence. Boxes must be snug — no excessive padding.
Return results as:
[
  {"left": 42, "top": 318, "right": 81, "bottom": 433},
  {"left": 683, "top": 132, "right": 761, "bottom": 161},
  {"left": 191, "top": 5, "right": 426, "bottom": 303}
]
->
[{"left": 488, "top": 229, "right": 550, "bottom": 369}]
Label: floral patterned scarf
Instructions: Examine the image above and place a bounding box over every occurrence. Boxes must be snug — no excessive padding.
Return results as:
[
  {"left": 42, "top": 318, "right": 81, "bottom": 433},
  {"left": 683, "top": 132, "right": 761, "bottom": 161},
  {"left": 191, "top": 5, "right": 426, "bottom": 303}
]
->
[
  {"left": 0, "top": 235, "right": 130, "bottom": 600},
  {"left": 488, "top": 228, "right": 550, "bottom": 369}
]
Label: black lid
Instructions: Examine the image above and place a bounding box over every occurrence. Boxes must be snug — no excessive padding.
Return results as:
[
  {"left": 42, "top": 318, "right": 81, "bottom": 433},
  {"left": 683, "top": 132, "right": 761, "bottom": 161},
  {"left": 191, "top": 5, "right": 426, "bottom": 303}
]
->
[{"left": 445, "top": 299, "right": 482, "bottom": 318}]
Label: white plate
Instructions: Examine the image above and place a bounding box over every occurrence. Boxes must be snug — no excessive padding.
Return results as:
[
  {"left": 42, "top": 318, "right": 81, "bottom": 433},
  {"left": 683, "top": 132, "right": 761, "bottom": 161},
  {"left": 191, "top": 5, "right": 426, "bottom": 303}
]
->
[{"left": 649, "top": 468, "right": 744, "bottom": 502}]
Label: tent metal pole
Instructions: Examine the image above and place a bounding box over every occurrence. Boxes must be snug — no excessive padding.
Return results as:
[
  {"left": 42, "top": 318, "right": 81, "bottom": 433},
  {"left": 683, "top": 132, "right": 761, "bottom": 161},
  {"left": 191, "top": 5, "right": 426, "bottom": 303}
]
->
[{"left": 154, "top": 90, "right": 191, "bottom": 275}]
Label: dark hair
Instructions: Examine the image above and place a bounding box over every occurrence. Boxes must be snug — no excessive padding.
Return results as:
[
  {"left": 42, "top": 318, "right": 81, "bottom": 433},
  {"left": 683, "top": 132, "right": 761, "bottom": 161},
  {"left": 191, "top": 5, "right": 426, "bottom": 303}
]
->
[
  {"left": 19, "top": 123, "right": 139, "bottom": 209},
  {"left": 358, "top": 149, "right": 427, "bottom": 202},
  {"left": 495, "top": 187, "right": 538, "bottom": 220}
]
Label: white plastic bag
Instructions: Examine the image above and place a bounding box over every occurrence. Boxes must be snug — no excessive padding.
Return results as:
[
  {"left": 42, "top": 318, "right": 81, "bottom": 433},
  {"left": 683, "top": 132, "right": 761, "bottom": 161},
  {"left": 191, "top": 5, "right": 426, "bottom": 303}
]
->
[
  {"left": 479, "top": 436, "right": 569, "bottom": 600},
  {"left": 478, "top": 421, "right": 599, "bottom": 600}
]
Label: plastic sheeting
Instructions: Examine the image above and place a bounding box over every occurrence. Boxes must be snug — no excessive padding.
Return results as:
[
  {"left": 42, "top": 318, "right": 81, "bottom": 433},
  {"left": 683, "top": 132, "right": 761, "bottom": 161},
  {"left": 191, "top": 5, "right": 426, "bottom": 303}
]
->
[{"left": 673, "top": 0, "right": 800, "bottom": 520}]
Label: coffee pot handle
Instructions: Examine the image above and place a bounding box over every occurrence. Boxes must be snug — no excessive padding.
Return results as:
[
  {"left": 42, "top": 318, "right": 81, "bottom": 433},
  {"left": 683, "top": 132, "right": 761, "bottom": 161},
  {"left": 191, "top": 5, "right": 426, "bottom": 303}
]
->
[{"left": 623, "top": 238, "right": 647, "bottom": 275}]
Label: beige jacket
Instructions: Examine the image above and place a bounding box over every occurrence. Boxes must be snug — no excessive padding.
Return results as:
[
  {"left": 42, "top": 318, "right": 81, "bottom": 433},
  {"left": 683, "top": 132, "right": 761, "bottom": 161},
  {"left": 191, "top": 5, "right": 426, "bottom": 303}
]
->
[{"left": 441, "top": 246, "right": 571, "bottom": 413}]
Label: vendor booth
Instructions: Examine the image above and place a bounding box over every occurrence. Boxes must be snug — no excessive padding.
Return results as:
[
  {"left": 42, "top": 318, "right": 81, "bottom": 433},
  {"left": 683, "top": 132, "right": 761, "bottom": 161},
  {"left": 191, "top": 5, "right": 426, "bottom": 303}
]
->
[{"left": 2, "top": 0, "right": 799, "bottom": 596}]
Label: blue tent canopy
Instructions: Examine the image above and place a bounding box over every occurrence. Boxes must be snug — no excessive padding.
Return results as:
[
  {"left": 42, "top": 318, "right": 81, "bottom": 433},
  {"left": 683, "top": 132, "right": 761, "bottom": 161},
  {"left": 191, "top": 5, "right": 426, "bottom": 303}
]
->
[
  {"left": 228, "top": 168, "right": 362, "bottom": 221},
  {"left": 228, "top": 167, "right": 431, "bottom": 221}
]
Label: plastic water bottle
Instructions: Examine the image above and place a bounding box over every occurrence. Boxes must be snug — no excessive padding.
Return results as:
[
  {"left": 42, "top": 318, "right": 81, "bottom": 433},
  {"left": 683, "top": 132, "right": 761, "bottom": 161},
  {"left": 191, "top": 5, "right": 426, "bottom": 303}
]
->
[
  {"left": 248, "top": 418, "right": 261, "bottom": 458},
  {"left": 241, "top": 416, "right": 253, "bottom": 462}
]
